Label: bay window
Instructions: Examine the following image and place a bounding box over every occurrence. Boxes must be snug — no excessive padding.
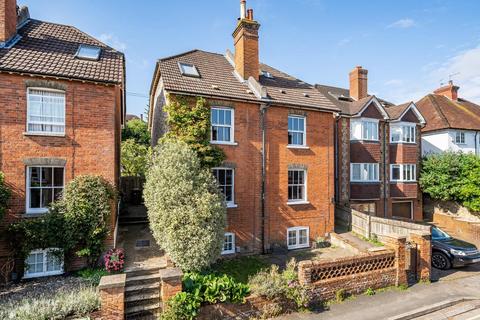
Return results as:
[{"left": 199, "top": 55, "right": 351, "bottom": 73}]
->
[
  {"left": 391, "top": 124, "right": 416, "bottom": 143},
  {"left": 350, "top": 119, "right": 379, "bottom": 141},
  {"left": 390, "top": 164, "right": 416, "bottom": 182},
  {"left": 351, "top": 163, "right": 379, "bottom": 182}
]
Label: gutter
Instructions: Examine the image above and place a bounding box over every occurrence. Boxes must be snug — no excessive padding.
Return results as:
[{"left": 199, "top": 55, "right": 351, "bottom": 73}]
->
[{"left": 260, "top": 102, "right": 271, "bottom": 254}]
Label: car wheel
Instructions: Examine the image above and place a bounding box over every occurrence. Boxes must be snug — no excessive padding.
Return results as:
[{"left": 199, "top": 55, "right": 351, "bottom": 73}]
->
[{"left": 432, "top": 251, "right": 452, "bottom": 270}]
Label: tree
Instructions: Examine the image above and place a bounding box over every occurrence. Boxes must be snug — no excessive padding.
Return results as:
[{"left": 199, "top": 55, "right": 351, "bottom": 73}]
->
[
  {"left": 122, "top": 118, "right": 150, "bottom": 146},
  {"left": 121, "top": 139, "right": 151, "bottom": 177},
  {"left": 0, "top": 172, "right": 11, "bottom": 221},
  {"left": 163, "top": 95, "right": 225, "bottom": 168},
  {"left": 144, "top": 141, "right": 226, "bottom": 271}
]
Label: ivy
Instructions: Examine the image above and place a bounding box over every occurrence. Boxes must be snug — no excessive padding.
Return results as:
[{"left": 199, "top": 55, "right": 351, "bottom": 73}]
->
[
  {"left": 8, "top": 176, "right": 116, "bottom": 266},
  {"left": 162, "top": 95, "right": 225, "bottom": 168},
  {"left": 0, "top": 172, "right": 11, "bottom": 221}
]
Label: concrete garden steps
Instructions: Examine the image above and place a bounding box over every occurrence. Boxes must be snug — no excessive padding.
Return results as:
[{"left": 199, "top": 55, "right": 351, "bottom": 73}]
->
[{"left": 125, "top": 267, "right": 162, "bottom": 320}]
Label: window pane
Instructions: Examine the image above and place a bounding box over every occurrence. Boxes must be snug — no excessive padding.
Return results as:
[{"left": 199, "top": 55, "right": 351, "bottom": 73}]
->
[
  {"left": 225, "top": 110, "right": 231, "bottom": 125},
  {"left": 54, "top": 168, "right": 64, "bottom": 187},
  {"left": 352, "top": 164, "right": 361, "bottom": 181},
  {"left": 288, "top": 231, "right": 297, "bottom": 246},
  {"left": 211, "top": 109, "right": 218, "bottom": 125},
  {"left": 392, "top": 166, "right": 400, "bottom": 180},
  {"left": 299, "top": 229, "right": 308, "bottom": 244},
  {"left": 288, "top": 117, "right": 293, "bottom": 130},
  {"left": 42, "top": 167, "right": 53, "bottom": 187},
  {"left": 30, "top": 167, "right": 41, "bottom": 187},
  {"left": 41, "top": 188, "right": 53, "bottom": 208},
  {"left": 30, "top": 189, "right": 41, "bottom": 208}
]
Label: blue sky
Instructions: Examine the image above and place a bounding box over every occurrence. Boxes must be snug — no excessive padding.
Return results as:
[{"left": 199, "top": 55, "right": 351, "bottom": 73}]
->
[{"left": 25, "top": 0, "right": 480, "bottom": 117}]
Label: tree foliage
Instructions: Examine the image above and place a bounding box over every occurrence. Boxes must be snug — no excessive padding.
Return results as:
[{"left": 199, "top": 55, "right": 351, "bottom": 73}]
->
[
  {"left": 0, "top": 172, "right": 11, "bottom": 221},
  {"left": 420, "top": 152, "right": 480, "bottom": 212},
  {"left": 144, "top": 141, "right": 226, "bottom": 271},
  {"left": 163, "top": 95, "right": 225, "bottom": 168},
  {"left": 121, "top": 139, "right": 151, "bottom": 177},
  {"left": 122, "top": 118, "right": 150, "bottom": 145},
  {"left": 8, "top": 176, "right": 116, "bottom": 266}
]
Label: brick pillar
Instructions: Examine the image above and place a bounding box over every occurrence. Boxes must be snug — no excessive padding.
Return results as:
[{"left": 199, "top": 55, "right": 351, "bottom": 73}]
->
[
  {"left": 410, "top": 231, "right": 432, "bottom": 282},
  {"left": 98, "top": 274, "right": 126, "bottom": 320},
  {"left": 380, "top": 234, "right": 408, "bottom": 287},
  {"left": 298, "top": 260, "right": 313, "bottom": 285},
  {"left": 159, "top": 268, "right": 183, "bottom": 308}
]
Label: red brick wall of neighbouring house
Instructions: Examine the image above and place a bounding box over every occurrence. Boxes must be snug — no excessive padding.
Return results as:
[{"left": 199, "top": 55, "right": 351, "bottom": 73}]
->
[
  {"left": 0, "top": 73, "right": 122, "bottom": 277},
  {"left": 0, "top": 0, "right": 17, "bottom": 43}
]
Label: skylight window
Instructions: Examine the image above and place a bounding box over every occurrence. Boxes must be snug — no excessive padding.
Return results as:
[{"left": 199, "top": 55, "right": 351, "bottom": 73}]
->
[
  {"left": 179, "top": 62, "right": 200, "bottom": 78},
  {"left": 76, "top": 44, "right": 101, "bottom": 60},
  {"left": 261, "top": 70, "right": 274, "bottom": 79}
]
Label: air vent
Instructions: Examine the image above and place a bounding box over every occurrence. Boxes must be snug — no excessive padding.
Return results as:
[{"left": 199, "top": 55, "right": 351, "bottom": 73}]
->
[{"left": 135, "top": 240, "right": 151, "bottom": 248}]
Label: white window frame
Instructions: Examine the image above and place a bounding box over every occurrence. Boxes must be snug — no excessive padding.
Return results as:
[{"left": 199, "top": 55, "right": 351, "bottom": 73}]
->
[
  {"left": 287, "top": 227, "right": 310, "bottom": 250},
  {"left": 26, "top": 166, "right": 65, "bottom": 215},
  {"left": 287, "top": 169, "right": 308, "bottom": 205},
  {"left": 350, "top": 163, "right": 380, "bottom": 182},
  {"left": 221, "top": 232, "right": 235, "bottom": 255},
  {"left": 288, "top": 115, "right": 307, "bottom": 147},
  {"left": 210, "top": 107, "right": 235, "bottom": 145},
  {"left": 350, "top": 118, "right": 379, "bottom": 141},
  {"left": 24, "top": 248, "right": 64, "bottom": 279},
  {"left": 390, "top": 164, "right": 416, "bottom": 182},
  {"left": 455, "top": 131, "right": 466, "bottom": 145},
  {"left": 212, "top": 167, "right": 236, "bottom": 208},
  {"left": 26, "top": 88, "right": 66, "bottom": 136},
  {"left": 390, "top": 123, "right": 416, "bottom": 144}
]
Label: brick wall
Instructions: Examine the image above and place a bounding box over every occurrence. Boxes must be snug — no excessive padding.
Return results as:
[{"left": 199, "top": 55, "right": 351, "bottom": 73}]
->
[
  {"left": 98, "top": 274, "right": 126, "bottom": 320},
  {"left": 433, "top": 212, "right": 480, "bottom": 248},
  {"left": 0, "top": 73, "right": 122, "bottom": 277},
  {"left": 0, "top": 0, "right": 17, "bottom": 43}
]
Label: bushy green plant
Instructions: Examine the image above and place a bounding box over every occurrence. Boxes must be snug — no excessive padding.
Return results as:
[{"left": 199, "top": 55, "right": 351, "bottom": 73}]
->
[
  {"left": 364, "top": 288, "right": 376, "bottom": 296},
  {"left": 76, "top": 268, "right": 109, "bottom": 285},
  {"left": 160, "top": 292, "right": 202, "bottom": 320},
  {"left": 335, "top": 289, "right": 347, "bottom": 302},
  {"left": 162, "top": 95, "right": 225, "bottom": 168},
  {"left": 121, "top": 139, "right": 151, "bottom": 177},
  {"left": 144, "top": 141, "right": 226, "bottom": 271},
  {"left": 122, "top": 118, "right": 150, "bottom": 146},
  {"left": 0, "top": 171, "right": 11, "bottom": 221},
  {"left": 248, "top": 259, "right": 312, "bottom": 309},
  {"left": 420, "top": 152, "right": 480, "bottom": 212},
  {"left": 0, "top": 285, "right": 99, "bottom": 320}
]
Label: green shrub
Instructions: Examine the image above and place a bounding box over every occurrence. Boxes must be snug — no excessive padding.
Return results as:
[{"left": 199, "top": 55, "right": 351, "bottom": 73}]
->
[
  {"left": 335, "top": 289, "right": 347, "bottom": 302},
  {"left": 209, "top": 256, "right": 269, "bottom": 284},
  {"left": 0, "top": 171, "right": 11, "bottom": 221},
  {"left": 420, "top": 152, "right": 480, "bottom": 212},
  {"left": 76, "top": 268, "right": 109, "bottom": 285},
  {"left": 0, "top": 285, "right": 99, "bottom": 320},
  {"left": 248, "top": 259, "right": 312, "bottom": 309},
  {"left": 122, "top": 118, "right": 150, "bottom": 146},
  {"left": 364, "top": 288, "right": 376, "bottom": 296},
  {"left": 160, "top": 292, "right": 202, "bottom": 320},
  {"left": 144, "top": 141, "right": 226, "bottom": 271},
  {"left": 121, "top": 139, "right": 151, "bottom": 178}
]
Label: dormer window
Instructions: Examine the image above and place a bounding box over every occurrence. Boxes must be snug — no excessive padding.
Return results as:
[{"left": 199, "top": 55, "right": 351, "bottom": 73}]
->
[
  {"left": 261, "top": 70, "right": 274, "bottom": 79},
  {"left": 179, "top": 62, "right": 200, "bottom": 78},
  {"left": 76, "top": 44, "right": 101, "bottom": 60}
]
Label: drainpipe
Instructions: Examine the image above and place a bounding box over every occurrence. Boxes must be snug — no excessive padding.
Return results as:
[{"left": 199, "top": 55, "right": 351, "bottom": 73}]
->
[
  {"left": 383, "top": 122, "right": 388, "bottom": 218},
  {"left": 260, "top": 103, "right": 270, "bottom": 254},
  {"left": 334, "top": 113, "right": 341, "bottom": 204},
  {"left": 476, "top": 131, "right": 479, "bottom": 156}
]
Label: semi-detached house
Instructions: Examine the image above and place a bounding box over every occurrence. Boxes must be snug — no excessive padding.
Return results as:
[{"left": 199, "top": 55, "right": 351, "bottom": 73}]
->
[
  {"left": 149, "top": 1, "right": 339, "bottom": 254},
  {"left": 0, "top": 0, "right": 125, "bottom": 280}
]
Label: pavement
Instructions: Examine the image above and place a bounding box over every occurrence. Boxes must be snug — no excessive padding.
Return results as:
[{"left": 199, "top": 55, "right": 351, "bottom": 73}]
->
[{"left": 278, "top": 265, "right": 480, "bottom": 320}]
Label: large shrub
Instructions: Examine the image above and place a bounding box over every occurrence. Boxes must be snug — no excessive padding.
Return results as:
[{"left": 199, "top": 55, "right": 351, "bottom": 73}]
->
[
  {"left": 0, "top": 171, "right": 11, "bottom": 220},
  {"left": 122, "top": 118, "right": 150, "bottom": 146},
  {"left": 121, "top": 138, "right": 151, "bottom": 177},
  {"left": 8, "top": 175, "right": 116, "bottom": 266},
  {"left": 144, "top": 141, "right": 226, "bottom": 271},
  {"left": 420, "top": 152, "right": 480, "bottom": 212}
]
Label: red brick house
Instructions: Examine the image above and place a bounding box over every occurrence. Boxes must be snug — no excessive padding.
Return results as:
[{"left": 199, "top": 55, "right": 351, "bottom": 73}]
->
[
  {"left": 316, "top": 67, "right": 426, "bottom": 221},
  {"left": 149, "top": 1, "right": 339, "bottom": 254},
  {"left": 0, "top": 0, "right": 125, "bottom": 279}
]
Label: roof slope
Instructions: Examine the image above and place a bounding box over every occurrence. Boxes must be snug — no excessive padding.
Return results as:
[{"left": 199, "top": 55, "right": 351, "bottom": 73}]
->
[
  {"left": 416, "top": 94, "right": 480, "bottom": 132},
  {"left": 155, "top": 50, "right": 338, "bottom": 111},
  {"left": 0, "top": 19, "right": 124, "bottom": 84}
]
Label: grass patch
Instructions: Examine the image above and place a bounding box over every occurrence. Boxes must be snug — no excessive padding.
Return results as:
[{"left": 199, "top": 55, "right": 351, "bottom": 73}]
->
[
  {"left": 75, "top": 268, "right": 109, "bottom": 285},
  {"left": 0, "top": 285, "right": 99, "bottom": 320},
  {"left": 353, "top": 232, "right": 384, "bottom": 247},
  {"left": 209, "top": 256, "right": 269, "bottom": 284}
]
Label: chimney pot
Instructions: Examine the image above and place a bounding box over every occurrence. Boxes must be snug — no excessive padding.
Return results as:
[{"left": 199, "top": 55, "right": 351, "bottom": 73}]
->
[
  {"left": 247, "top": 9, "right": 254, "bottom": 20},
  {"left": 240, "top": 0, "right": 247, "bottom": 19},
  {"left": 349, "top": 66, "right": 368, "bottom": 101}
]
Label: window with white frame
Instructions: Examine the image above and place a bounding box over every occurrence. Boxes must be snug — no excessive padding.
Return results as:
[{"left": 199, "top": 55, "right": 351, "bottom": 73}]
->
[
  {"left": 27, "top": 89, "right": 65, "bottom": 134},
  {"left": 288, "top": 169, "right": 306, "bottom": 203},
  {"left": 391, "top": 124, "right": 416, "bottom": 143},
  {"left": 390, "top": 164, "right": 416, "bottom": 182},
  {"left": 350, "top": 119, "right": 379, "bottom": 141},
  {"left": 24, "top": 248, "right": 63, "bottom": 278},
  {"left": 27, "top": 166, "right": 64, "bottom": 214},
  {"left": 222, "top": 233, "right": 235, "bottom": 255},
  {"left": 455, "top": 131, "right": 466, "bottom": 145},
  {"left": 351, "top": 163, "right": 379, "bottom": 182},
  {"left": 288, "top": 115, "right": 306, "bottom": 146},
  {"left": 212, "top": 168, "right": 235, "bottom": 207},
  {"left": 287, "top": 227, "right": 309, "bottom": 249},
  {"left": 211, "top": 107, "right": 234, "bottom": 143}
]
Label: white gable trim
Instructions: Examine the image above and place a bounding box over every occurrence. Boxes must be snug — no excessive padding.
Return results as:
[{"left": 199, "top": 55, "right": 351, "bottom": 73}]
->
[{"left": 355, "top": 96, "right": 390, "bottom": 120}]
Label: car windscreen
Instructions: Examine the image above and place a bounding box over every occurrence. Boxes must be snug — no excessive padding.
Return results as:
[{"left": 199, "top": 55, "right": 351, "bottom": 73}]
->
[{"left": 431, "top": 227, "right": 452, "bottom": 241}]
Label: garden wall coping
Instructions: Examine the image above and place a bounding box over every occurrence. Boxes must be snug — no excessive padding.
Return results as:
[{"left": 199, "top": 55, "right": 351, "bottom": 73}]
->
[
  {"left": 98, "top": 273, "right": 126, "bottom": 290},
  {"left": 159, "top": 267, "right": 183, "bottom": 280}
]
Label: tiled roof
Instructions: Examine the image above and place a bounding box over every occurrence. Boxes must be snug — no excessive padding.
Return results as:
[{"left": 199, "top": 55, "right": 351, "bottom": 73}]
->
[
  {"left": 416, "top": 94, "right": 480, "bottom": 132},
  {"left": 155, "top": 50, "right": 339, "bottom": 111},
  {"left": 384, "top": 102, "right": 412, "bottom": 120},
  {"left": 0, "top": 19, "right": 124, "bottom": 84}
]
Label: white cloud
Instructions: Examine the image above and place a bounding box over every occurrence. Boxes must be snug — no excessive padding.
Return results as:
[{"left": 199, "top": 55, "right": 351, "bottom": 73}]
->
[
  {"left": 387, "top": 18, "right": 416, "bottom": 29},
  {"left": 385, "top": 79, "right": 403, "bottom": 86},
  {"left": 98, "top": 33, "right": 127, "bottom": 51}
]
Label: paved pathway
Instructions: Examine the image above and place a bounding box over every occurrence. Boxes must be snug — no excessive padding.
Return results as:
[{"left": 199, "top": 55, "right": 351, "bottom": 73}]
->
[{"left": 278, "top": 266, "right": 480, "bottom": 320}]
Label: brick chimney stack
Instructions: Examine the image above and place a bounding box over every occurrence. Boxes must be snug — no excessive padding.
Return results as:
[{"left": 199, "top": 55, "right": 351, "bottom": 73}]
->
[
  {"left": 233, "top": 0, "right": 260, "bottom": 81},
  {"left": 349, "top": 66, "right": 368, "bottom": 101},
  {"left": 0, "top": 0, "right": 17, "bottom": 44},
  {"left": 434, "top": 80, "right": 459, "bottom": 101}
]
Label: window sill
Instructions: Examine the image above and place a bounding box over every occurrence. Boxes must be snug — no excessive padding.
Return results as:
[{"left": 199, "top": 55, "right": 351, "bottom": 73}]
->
[
  {"left": 390, "top": 181, "right": 417, "bottom": 184},
  {"left": 288, "top": 244, "right": 310, "bottom": 250},
  {"left": 23, "top": 270, "right": 64, "bottom": 279},
  {"left": 287, "top": 145, "right": 310, "bottom": 150},
  {"left": 221, "top": 251, "right": 235, "bottom": 255},
  {"left": 227, "top": 203, "right": 238, "bottom": 209},
  {"left": 390, "top": 142, "right": 417, "bottom": 145},
  {"left": 287, "top": 201, "right": 310, "bottom": 206},
  {"left": 350, "top": 181, "right": 381, "bottom": 184},
  {"left": 210, "top": 141, "right": 238, "bottom": 146},
  {"left": 351, "top": 139, "right": 380, "bottom": 143},
  {"left": 23, "top": 212, "right": 48, "bottom": 218},
  {"left": 23, "top": 132, "right": 66, "bottom": 138}
]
